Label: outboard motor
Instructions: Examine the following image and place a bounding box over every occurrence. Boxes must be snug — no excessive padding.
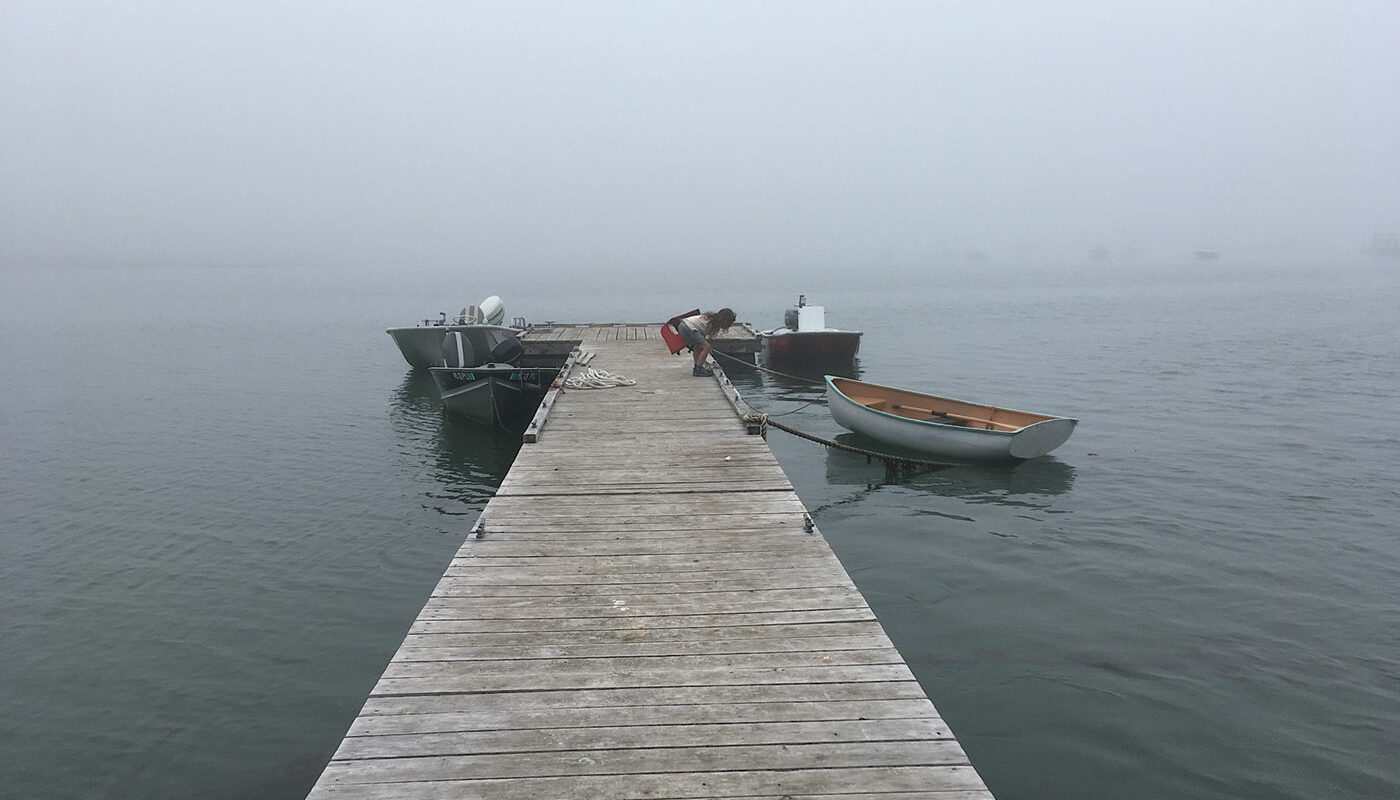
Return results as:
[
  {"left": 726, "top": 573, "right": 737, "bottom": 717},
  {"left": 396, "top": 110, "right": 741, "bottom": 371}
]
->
[
  {"left": 488, "top": 336, "right": 524, "bottom": 366},
  {"left": 441, "top": 331, "right": 476, "bottom": 369},
  {"left": 783, "top": 294, "right": 808, "bottom": 330},
  {"left": 455, "top": 296, "right": 506, "bottom": 326}
]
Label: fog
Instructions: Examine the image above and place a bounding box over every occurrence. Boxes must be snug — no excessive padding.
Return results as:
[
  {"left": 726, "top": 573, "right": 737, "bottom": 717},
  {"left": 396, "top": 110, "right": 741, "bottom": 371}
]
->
[{"left": 3, "top": 1, "right": 1397, "bottom": 280}]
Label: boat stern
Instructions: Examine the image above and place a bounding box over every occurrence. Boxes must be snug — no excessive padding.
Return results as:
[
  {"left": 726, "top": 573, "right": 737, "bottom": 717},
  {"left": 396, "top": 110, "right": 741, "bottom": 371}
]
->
[{"left": 1007, "top": 417, "right": 1078, "bottom": 459}]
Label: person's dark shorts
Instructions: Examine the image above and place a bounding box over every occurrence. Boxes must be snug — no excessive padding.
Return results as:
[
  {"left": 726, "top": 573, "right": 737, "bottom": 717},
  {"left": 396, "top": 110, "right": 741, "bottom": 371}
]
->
[{"left": 679, "top": 321, "right": 707, "bottom": 349}]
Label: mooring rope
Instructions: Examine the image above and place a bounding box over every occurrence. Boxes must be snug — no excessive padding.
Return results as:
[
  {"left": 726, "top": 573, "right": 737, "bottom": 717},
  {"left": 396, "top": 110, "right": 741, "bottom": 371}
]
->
[
  {"left": 711, "top": 348, "right": 818, "bottom": 382},
  {"left": 706, "top": 352, "right": 952, "bottom": 470},
  {"left": 764, "top": 399, "right": 824, "bottom": 417},
  {"left": 750, "top": 413, "right": 955, "bottom": 470},
  {"left": 564, "top": 368, "right": 636, "bottom": 389},
  {"left": 673, "top": 345, "right": 950, "bottom": 470}
]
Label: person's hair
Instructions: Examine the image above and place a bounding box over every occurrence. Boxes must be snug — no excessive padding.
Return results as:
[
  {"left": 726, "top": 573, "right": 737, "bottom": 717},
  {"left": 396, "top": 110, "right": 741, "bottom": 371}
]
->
[{"left": 705, "top": 308, "right": 736, "bottom": 333}]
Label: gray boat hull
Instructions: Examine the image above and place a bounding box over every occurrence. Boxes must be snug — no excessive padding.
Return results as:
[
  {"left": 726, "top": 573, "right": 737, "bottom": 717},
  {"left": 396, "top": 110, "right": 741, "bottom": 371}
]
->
[
  {"left": 388, "top": 325, "right": 517, "bottom": 368},
  {"left": 429, "top": 365, "right": 556, "bottom": 428}
]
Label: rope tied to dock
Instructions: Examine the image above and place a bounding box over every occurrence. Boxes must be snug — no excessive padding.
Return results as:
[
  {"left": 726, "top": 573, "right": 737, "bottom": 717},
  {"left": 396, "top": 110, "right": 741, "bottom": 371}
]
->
[
  {"left": 711, "top": 348, "right": 822, "bottom": 382},
  {"left": 564, "top": 368, "right": 636, "bottom": 389},
  {"left": 745, "top": 412, "right": 955, "bottom": 471},
  {"left": 708, "top": 351, "right": 952, "bottom": 472}
]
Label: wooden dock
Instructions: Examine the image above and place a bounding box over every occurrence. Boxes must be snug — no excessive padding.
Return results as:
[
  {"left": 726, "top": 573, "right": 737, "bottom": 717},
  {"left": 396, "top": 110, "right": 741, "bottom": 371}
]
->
[
  {"left": 308, "top": 325, "right": 993, "bottom": 799},
  {"left": 513, "top": 320, "right": 763, "bottom": 363}
]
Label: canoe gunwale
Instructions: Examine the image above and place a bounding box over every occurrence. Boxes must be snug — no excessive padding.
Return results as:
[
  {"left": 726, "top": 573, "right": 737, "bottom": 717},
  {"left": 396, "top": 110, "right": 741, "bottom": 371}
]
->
[{"left": 826, "top": 376, "right": 1069, "bottom": 428}]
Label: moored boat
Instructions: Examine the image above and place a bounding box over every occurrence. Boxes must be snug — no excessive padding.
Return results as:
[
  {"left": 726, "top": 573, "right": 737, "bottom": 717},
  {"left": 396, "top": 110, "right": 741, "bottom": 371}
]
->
[
  {"left": 825, "top": 376, "right": 1077, "bottom": 461},
  {"left": 387, "top": 295, "right": 511, "bottom": 367},
  {"left": 429, "top": 331, "right": 559, "bottom": 428},
  {"left": 430, "top": 365, "right": 558, "bottom": 428},
  {"left": 760, "top": 295, "right": 861, "bottom": 365}
]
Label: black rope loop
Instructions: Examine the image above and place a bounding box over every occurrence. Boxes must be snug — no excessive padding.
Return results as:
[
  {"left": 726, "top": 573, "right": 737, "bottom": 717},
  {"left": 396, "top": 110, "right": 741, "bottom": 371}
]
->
[
  {"left": 712, "top": 349, "right": 952, "bottom": 472},
  {"left": 744, "top": 413, "right": 953, "bottom": 471}
]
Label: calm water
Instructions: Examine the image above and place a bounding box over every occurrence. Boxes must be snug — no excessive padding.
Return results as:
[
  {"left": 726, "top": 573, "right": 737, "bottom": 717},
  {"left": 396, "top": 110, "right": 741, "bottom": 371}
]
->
[{"left": 1, "top": 262, "right": 1396, "bottom": 799}]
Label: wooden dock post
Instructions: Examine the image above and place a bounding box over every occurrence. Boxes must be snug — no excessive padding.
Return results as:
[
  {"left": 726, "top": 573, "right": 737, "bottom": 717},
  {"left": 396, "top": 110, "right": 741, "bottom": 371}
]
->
[{"left": 308, "top": 325, "right": 993, "bottom": 799}]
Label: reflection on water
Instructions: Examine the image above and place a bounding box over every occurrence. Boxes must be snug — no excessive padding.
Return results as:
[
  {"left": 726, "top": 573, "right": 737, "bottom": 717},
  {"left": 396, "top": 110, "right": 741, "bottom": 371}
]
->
[
  {"left": 719, "top": 354, "right": 860, "bottom": 394},
  {"left": 756, "top": 356, "right": 863, "bottom": 383},
  {"left": 389, "top": 369, "right": 436, "bottom": 406},
  {"left": 726, "top": 368, "right": 827, "bottom": 410},
  {"left": 389, "top": 370, "right": 522, "bottom": 514},
  {"left": 825, "top": 433, "right": 1076, "bottom": 498},
  {"left": 429, "top": 415, "right": 521, "bottom": 510},
  {"left": 722, "top": 367, "right": 1077, "bottom": 510},
  {"left": 389, "top": 368, "right": 440, "bottom": 416}
]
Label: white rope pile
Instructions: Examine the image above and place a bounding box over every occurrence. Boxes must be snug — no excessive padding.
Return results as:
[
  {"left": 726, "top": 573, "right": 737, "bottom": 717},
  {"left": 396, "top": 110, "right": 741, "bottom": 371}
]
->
[{"left": 564, "top": 368, "right": 636, "bottom": 389}]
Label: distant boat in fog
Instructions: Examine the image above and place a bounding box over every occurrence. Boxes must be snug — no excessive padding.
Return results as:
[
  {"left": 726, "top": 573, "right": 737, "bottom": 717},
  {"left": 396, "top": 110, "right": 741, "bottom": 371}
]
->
[
  {"left": 1362, "top": 234, "right": 1400, "bottom": 258},
  {"left": 759, "top": 294, "right": 862, "bottom": 367},
  {"left": 1089, "top": 245, "right": 1111, "bottom": 260},
  {"left": 1193, "top": 250, "right": 1220, "bottom": 261}
]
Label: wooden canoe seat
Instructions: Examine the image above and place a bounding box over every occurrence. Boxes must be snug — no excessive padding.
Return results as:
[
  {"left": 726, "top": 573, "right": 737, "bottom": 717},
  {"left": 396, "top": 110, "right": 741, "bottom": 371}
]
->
[
  {"left": 891, "top": 402, "right": 1020, "bottom": 431},
  {"left": 941, "top": 412, "right": 1018, "bottom": 431},
  {"left": 851, "top": 397, "right": 888, "bottom": 410}
]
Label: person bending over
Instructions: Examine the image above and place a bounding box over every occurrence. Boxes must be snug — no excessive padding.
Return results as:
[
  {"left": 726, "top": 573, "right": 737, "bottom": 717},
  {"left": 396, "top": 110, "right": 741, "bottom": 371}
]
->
[{"left": 678, "top": 308, "right": 736, "bottom": 377}]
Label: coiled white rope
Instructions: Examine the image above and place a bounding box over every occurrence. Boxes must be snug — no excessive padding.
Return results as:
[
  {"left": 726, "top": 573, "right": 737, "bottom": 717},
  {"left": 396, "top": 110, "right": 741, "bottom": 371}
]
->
[{"left": 564, "top": 368, "right": 636, "bottom": 389}]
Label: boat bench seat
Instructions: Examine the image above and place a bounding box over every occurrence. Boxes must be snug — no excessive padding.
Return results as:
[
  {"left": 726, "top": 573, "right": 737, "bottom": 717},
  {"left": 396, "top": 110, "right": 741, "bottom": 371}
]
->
[{"left": 855, "top": 395, "right": 1018, "bottom": 431}]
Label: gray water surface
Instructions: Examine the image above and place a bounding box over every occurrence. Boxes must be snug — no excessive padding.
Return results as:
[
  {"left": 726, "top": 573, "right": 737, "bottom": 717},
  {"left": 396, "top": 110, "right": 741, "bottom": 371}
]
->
[{"left": 2, "top": 262, "right": 1396, "bottom": 799}]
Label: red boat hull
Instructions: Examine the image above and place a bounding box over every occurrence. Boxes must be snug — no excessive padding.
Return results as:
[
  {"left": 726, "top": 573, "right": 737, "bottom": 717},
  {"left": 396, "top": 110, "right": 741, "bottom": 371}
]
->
[{"left": 762, "top": 331, "right": 861, "bottom": 362}]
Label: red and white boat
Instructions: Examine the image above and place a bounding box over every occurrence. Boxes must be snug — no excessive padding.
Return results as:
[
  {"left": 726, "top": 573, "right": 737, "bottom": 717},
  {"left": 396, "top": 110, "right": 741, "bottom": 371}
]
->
[{"left": 760, "top": 295, "right": 862, "bottom": 365}]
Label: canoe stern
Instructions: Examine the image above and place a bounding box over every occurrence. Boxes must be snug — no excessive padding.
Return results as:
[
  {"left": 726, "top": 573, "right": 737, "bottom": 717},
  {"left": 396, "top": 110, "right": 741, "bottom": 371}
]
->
[{"left": 1007, "top": 417, "right": 1078, "bottom": 459}]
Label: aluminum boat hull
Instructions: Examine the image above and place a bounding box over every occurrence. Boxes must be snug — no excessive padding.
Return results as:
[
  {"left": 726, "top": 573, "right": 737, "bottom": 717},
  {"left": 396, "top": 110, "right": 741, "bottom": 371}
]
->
[
  {"left": 388, "top": 324, "right": 517, "bottom": 368},
  {"left": 429, "top": 365, "right": 556, "bottom": 428}
]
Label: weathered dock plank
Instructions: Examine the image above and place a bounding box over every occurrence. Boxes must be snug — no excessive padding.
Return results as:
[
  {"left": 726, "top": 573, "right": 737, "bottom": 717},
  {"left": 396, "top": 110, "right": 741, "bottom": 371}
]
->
[
  {"left": 516, "top": 320, "right": 761, "bottom": 366},
  {"left": 407, "top": 607, "right": 881, "bottom": 636},
  {"left": 348, "top": 696, "right": 943, "bottom": 736},
  {"left": 307, "top": 329, "right": 992, "bottom": 799},
  {"left": 311, "top": 769, "right": 990, "bottom": 800}
]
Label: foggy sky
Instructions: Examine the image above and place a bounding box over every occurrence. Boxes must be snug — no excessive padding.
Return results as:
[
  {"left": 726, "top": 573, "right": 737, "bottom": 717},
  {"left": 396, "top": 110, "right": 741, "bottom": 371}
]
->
[{"left": 3, "top": 1, "right": 1397, "bottom": 276}]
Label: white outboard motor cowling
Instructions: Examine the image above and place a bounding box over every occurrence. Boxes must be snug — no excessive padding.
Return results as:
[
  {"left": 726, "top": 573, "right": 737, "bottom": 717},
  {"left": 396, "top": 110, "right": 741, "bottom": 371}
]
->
[
  {"left": 457, "top": 296, "right": 506, "bottom": 326},
  {"left": 478, "top": 296, "right": 506, "bottom": 326}
]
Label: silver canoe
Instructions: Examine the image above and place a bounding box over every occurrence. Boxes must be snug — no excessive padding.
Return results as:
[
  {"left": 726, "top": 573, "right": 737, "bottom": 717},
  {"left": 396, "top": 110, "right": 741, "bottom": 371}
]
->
[{"left": 825, "top": 376, "right": 1077, "bottom": 461}]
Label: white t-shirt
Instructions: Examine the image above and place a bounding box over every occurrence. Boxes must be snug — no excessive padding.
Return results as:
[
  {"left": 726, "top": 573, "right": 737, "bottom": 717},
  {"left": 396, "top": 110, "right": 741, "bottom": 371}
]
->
[{"left": 680, "top": 313, "right": 711, "bottom": 336}]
